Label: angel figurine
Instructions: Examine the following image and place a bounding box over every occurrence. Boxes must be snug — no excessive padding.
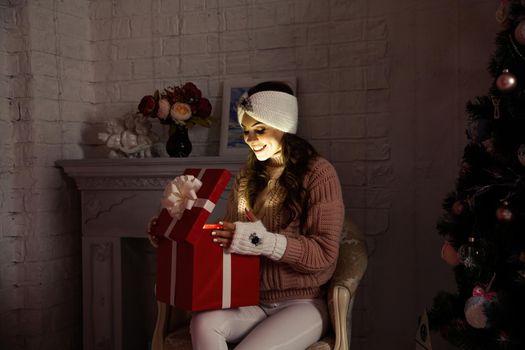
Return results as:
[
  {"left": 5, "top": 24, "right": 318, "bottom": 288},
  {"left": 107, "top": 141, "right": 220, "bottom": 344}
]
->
[{"left": 98, "top": 114, "right": 158, "bottom": 158}]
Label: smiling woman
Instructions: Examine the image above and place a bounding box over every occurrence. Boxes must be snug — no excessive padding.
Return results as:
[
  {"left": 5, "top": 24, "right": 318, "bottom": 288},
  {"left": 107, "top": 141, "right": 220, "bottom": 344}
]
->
[
  {"left": 219, "top": 78, "right": 296, "bottom": 156},
  {"left": 240, "top": 113, "right": 284, "bottom": 161},
  {"left": 190, "top": 81, "right": 346, "bottom": 350}
]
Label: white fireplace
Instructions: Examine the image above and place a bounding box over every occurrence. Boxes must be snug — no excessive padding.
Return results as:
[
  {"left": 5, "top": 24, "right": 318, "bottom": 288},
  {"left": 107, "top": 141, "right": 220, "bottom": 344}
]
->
[{"left": 57, "top": 156, "right": 245, "bottom": 350}]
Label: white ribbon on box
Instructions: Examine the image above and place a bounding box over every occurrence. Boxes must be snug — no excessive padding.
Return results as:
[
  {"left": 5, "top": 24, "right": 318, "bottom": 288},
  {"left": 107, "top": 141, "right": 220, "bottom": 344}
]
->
[
  {"left": 162, "top": 174, "right": 206, "bottom": 222},
  {"left": 161, "top": 170, "right": 231, "bottom": 308}
]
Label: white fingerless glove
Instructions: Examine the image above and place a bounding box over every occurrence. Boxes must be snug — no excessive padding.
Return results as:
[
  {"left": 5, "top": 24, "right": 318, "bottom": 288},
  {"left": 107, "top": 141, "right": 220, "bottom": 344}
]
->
[{"left": 227, "top": 220, "right": 287, "bottom": 261}]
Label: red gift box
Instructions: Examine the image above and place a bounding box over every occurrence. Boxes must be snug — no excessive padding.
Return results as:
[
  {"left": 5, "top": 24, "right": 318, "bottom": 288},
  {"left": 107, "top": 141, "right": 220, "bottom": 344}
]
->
[{"left": 151, "top": 168, "right": 260, "bottom": 311}]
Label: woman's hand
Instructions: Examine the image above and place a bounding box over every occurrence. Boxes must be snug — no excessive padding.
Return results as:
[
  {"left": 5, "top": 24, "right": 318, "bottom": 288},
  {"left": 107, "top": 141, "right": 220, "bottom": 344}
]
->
[
  {"left": 210, "top": 221, "right": 235, "bottom": 248},
  {"left": 211, "top": 209, "right": 258, "bottom": 249}
]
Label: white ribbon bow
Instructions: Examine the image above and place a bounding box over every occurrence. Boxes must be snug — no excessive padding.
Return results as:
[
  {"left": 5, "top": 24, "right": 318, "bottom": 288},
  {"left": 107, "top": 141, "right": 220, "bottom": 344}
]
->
[{"left": 161, "top": 175, "right": 203, "bottom": 220}]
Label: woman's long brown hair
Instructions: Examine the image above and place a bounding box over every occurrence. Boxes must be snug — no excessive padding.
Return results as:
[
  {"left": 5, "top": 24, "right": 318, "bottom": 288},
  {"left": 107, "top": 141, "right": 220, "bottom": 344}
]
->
[
  {"left": 245, "top": 134, "right": 318, "bottom": 233},
  {"left": 242, "top": 81, "right": 318, "bottom": 233}
]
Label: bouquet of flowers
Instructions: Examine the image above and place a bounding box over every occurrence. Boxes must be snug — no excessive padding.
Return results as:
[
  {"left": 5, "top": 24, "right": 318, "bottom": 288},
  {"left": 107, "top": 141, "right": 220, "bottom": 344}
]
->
[
  {"left": 138, "top": 82, "right": 213, "bottom": 129},
  {"left": 137, "top": 82, "right": 213, "bottom": 157}
]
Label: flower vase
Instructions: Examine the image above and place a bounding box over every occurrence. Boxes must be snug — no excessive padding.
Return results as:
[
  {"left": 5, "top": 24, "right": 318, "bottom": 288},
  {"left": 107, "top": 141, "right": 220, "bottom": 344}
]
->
[{"left": 166, "top": 124, "right": 192, "bottom": 157}]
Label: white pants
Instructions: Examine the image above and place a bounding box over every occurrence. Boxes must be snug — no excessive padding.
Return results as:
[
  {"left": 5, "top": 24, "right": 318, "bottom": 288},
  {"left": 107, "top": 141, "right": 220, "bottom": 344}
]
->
[{"left": 190, "top": 299, "right": 329, "bottom": 350}]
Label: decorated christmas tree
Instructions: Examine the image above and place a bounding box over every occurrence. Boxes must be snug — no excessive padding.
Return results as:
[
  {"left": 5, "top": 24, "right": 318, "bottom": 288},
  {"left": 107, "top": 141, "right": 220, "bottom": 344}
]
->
[{"left": 428, "top": 2, "right": 525, "bottom": 349}]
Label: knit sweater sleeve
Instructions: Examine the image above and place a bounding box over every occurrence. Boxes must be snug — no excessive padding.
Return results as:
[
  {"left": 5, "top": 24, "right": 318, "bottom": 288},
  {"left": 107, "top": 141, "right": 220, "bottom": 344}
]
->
[{"left": 279, "top": 158, "right": 345, "bottom": 273}]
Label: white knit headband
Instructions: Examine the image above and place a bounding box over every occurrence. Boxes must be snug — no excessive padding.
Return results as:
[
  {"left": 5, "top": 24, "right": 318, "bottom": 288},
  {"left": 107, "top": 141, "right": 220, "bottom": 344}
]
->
[{"left": 236, "top": 91, "right": 298, "bottom": 134}]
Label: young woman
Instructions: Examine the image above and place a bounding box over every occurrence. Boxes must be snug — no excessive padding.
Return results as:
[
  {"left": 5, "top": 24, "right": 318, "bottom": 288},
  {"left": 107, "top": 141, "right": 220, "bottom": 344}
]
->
[{"left": 190, "top": 81, "right": 345, "bottom": 350}]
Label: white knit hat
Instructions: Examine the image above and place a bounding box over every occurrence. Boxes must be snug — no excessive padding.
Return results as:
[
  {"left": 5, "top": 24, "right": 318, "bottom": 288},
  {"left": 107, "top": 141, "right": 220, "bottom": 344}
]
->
[{"left": 236, "top": 91, "right": 298, "bottom": 134}]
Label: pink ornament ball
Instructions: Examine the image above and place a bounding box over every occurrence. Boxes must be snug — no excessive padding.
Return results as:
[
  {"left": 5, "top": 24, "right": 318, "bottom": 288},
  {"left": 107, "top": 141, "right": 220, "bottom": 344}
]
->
[
  {"left": 441, "top": 241, "right": 460, "bottom": 266},
  {"left": 496, "top": 70, "right": 517, "bottom": 92},
  {"left": 515, "top": 20, "right": 525, "bottom": 45}
]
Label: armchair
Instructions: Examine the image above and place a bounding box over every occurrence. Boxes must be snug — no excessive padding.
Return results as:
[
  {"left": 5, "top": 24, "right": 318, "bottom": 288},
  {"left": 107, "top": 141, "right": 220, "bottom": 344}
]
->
[{"left": 151, "top": 219, "right": 368, "bottom": 350}]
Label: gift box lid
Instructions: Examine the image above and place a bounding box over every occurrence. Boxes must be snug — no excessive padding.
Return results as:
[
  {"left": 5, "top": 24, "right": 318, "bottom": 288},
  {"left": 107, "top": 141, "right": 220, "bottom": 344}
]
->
[{"left": 168, "top": 168, "right": 231, "bottom": 245}]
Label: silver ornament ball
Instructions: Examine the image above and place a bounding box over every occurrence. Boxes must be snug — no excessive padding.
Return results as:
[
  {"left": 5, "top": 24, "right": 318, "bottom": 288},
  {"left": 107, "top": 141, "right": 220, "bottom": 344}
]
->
[{"left": 464, "top": 296, "right": 489, "bottom": 329}]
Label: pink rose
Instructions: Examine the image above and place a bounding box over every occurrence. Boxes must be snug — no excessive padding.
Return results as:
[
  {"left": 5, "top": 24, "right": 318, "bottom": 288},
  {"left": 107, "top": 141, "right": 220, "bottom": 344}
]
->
[
  {"left": 170, "top": 102, "right": 192, "bottom": 121},
  {"left": 157, "top": 98, "right": 171, "bottom": 120}
]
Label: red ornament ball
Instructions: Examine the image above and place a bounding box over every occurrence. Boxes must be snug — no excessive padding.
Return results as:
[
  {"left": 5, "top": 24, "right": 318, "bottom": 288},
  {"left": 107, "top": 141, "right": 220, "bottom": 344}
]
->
[
  {"left": 496, "top": 204, "right": 513, "bottom": 222},
  {"left": 452, "top": 200, "right": 465, "bottom": 215},
  {"left": 515, "top": 20, "right": 525, "bottom": 45},
  {"left": 496, "top": 69, "right": 517, "bottom": 92},
  {"left": 441, "top": 241, "right": 460, "bottom": 266}
]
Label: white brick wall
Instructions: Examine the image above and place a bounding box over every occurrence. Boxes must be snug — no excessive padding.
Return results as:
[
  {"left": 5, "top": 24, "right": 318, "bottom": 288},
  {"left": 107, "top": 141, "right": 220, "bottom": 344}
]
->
[
  {"left": 1, "top": 2, "right": 25, "bottom": 348},
  {"left": 88, "top": 0, "right": 393, "bottom": 232},
  {"left": 1, "top": 1, "right": 85, "bottom": 349}
]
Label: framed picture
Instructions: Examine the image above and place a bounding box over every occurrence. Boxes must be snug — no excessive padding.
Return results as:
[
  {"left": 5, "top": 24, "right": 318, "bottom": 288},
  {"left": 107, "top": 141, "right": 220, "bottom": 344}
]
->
[{"left": 219, "top": 77, "right": 297, "bottom": 156}]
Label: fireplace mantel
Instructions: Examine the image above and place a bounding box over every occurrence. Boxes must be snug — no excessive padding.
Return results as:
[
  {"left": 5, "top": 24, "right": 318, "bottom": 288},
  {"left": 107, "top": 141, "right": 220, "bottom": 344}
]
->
[
  {"left": 57, "top": 156, "right": 246, "bottom": 190},
  {"left": 57, "top": 156, "right": 245, "bottom": 350}
]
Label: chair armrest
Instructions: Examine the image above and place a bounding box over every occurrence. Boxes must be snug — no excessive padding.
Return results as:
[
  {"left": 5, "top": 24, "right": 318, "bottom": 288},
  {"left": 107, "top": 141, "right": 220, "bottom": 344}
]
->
[{"left": 333, "top": 220, "right": 368, "bottom": 293}]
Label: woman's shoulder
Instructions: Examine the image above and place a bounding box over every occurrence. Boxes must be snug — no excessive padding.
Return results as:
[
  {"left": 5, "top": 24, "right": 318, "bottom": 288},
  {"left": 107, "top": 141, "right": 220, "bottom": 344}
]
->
[
  {"left": 306, "top": 156, "right": 340, "bottom": 184},
  {"left": 308, "top": 156, "right": 337, "bottom": 173}
]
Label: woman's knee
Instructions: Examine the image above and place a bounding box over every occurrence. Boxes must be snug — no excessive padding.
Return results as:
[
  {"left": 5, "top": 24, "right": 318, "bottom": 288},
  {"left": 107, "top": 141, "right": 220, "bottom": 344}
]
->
[{"left": 190, "top": 310, "right": 229, "bottom": 338}]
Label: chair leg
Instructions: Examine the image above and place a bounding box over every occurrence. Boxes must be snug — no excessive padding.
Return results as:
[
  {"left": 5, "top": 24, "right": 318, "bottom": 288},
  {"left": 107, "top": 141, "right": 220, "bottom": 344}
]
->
[
  {"left": 332, "top": 286, "right": 350, "bottom": 350},
  {"left": 152, "top": 302, "right": 168, "bottom": 350},
  {"left": 346, "top": 298, "right": 355, "bottom": 350}
]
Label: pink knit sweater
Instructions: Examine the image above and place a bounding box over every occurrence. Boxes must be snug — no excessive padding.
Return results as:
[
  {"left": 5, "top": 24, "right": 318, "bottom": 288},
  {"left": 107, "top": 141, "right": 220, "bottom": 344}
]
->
[{"left": 223, "top": 156, "right": 345, "bottom": 303}]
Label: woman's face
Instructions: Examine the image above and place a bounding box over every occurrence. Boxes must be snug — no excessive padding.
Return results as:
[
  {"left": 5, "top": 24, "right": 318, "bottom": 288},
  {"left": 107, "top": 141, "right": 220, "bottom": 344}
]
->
[{"left": 241, "top": 113, "right": 284, "bottom": 161}]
